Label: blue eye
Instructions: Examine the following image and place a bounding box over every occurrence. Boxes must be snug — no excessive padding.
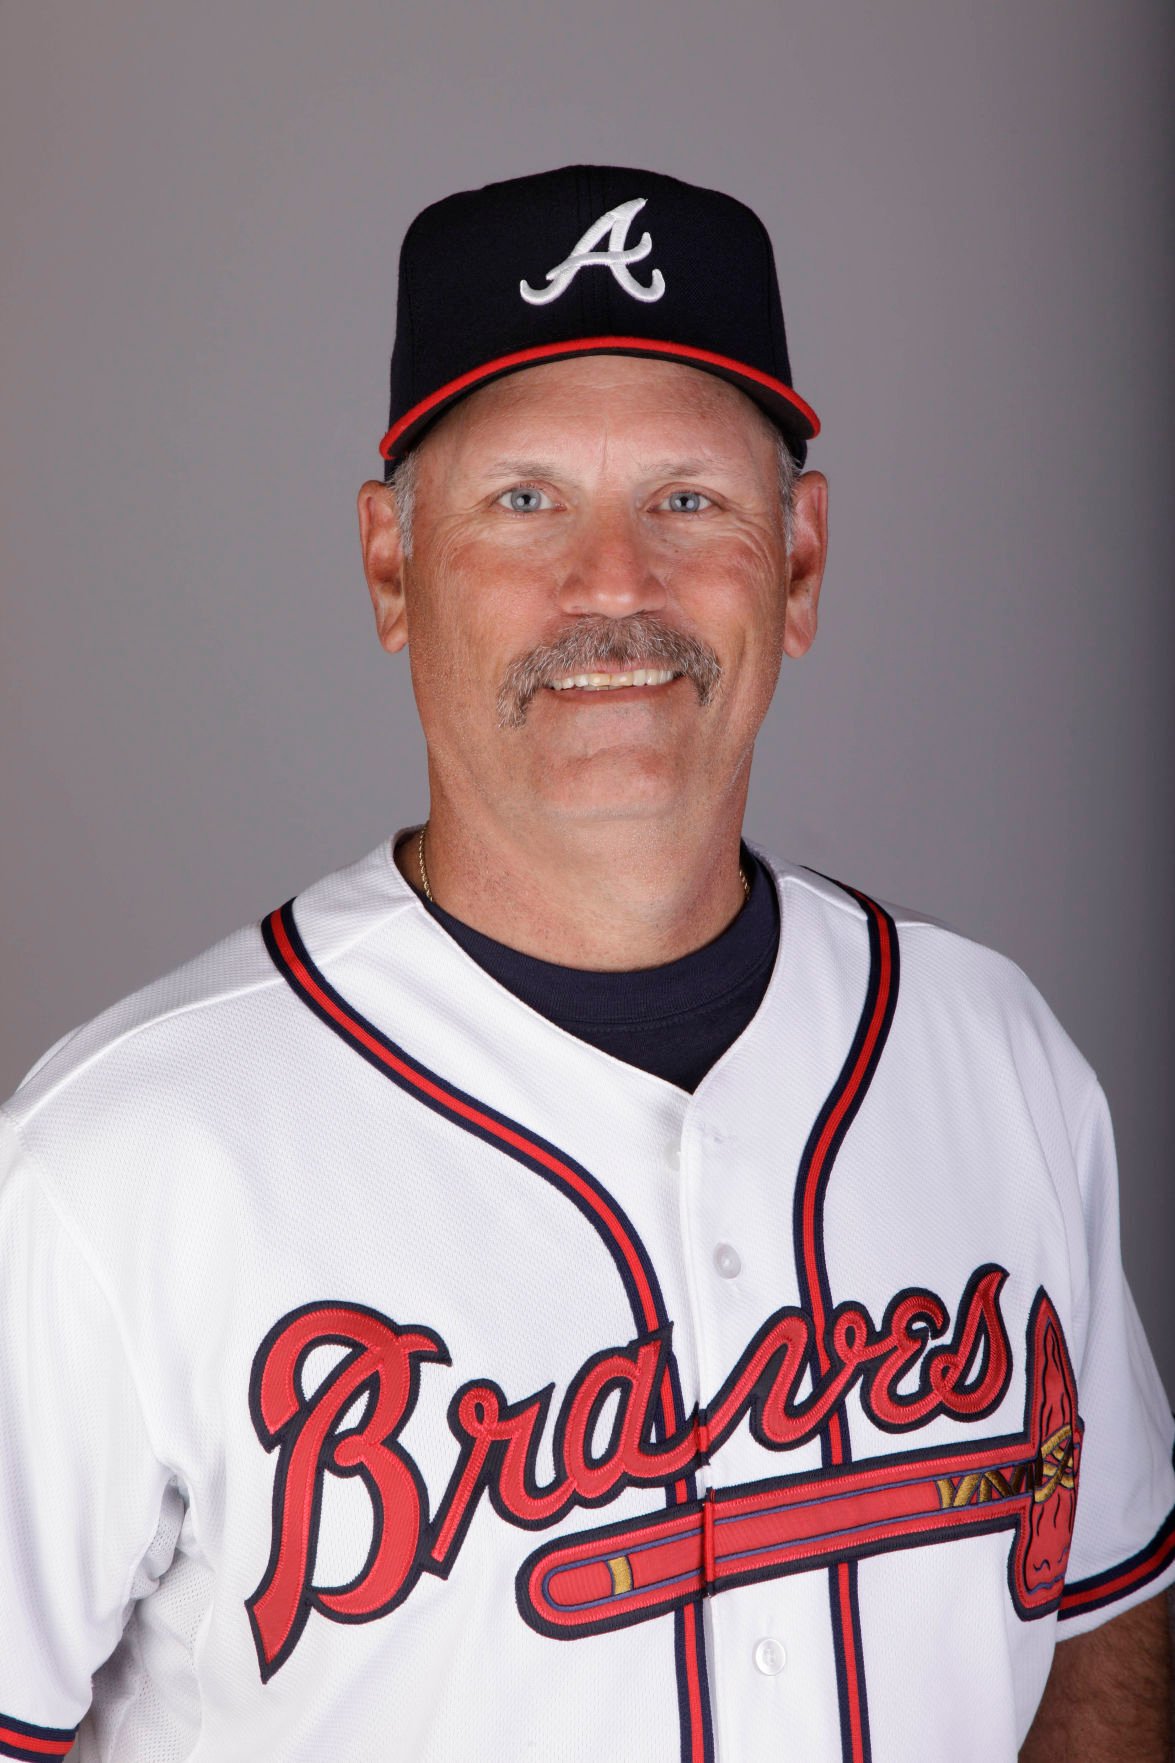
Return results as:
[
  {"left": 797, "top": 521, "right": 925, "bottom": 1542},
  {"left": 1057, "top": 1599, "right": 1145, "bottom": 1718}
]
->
[
  {"left": 498, "top": 486, "right": 551, "bottom": 513},
  {"left": 665, "top": 490, "right": 710, "bottom": 513}
]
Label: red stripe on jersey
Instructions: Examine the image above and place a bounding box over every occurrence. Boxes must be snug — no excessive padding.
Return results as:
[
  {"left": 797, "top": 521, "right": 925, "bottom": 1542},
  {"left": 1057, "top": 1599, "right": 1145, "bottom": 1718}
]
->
[
  {"left": 802, "top": 898, "right": 894, "bottom": 1368},
  {"left": 836, "top": 1562, "right": 868, "bottom": 1763},
  {"left": 1059, "top": 1506, "right": 1175, "bottom": 1616},
  {"left": 681, "top": 1601, "right": 708, "bottom": 1763},
  {"left": 793, "top": 885, "right": 898, "bottom": 1763},
  {"left": 264, "top": 900, "right": 712, "bottom": 1763},
  {"left": 267, "top": 908, "right": 670, "bottom": 1358},
  {"left": 0, "top": 1723, "right": 76, "bottom": 1759}
]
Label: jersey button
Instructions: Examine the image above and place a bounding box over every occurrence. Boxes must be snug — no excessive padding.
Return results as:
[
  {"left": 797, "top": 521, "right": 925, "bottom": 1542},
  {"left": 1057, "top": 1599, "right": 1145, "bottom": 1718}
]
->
[
  {"left": 753, "top": 1637, "right": 787, "bottom": 1676},
  {"left": 713, "top": 1242, "right": 742, "bottom": 1280}
]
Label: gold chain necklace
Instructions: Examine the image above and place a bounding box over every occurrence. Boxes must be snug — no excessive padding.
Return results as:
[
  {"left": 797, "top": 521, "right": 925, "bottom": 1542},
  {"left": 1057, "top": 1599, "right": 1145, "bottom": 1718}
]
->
[
  {"left": 417, "top": 823, "right": 749, "bottom": 908},
  {"left": 417, "top": 823, "right": 435, "bottom": 903}
]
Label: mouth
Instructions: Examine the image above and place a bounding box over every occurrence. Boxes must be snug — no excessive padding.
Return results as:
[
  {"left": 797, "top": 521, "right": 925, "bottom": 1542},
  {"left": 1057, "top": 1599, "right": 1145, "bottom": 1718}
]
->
[
  {"left": 547, "top": 668, "right": 681, "bottom": 694},
  {"left": 497, "top": 617, "right": 720, "bottom": 728}
]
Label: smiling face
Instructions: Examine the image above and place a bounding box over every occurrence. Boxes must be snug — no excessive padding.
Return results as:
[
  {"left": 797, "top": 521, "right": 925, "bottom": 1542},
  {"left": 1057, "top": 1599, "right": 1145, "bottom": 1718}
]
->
[{"left": 359, "top": 354, "right": 827, "bottom": 841}]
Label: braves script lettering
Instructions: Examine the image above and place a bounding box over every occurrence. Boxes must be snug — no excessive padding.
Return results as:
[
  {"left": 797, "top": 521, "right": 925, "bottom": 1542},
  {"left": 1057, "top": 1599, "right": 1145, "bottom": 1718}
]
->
[{"left": 241, "top": 1264, "right": 1080, "bottom": 1680}]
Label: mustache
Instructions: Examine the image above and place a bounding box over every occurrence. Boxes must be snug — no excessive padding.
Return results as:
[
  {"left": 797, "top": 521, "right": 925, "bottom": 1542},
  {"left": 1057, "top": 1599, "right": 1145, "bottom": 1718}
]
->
[{"left": 496, "top": 616, "right": 722, "bottom": 729}]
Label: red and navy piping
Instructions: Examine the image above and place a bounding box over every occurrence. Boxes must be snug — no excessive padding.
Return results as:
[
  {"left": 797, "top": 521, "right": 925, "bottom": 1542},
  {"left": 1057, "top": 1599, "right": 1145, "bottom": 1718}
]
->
[
  {"left": 262, "top": 898, "right": 714, "bottom": 1763},
  {"left": 791, "top": 880, "right": 901, "bottom": 1763}
]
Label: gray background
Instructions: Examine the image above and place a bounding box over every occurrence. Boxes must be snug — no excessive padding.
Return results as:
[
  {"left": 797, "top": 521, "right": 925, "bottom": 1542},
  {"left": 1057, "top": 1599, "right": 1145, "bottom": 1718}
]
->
[{"left": 2, "top": 1, "right": 1171, "bottom": 1392}]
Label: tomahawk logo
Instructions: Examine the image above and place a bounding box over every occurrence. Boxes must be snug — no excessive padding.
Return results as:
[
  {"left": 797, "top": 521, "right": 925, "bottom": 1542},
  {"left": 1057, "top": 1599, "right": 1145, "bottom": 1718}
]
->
[{"left": 520, "top": 196, "right": 666, "bottom": 305}]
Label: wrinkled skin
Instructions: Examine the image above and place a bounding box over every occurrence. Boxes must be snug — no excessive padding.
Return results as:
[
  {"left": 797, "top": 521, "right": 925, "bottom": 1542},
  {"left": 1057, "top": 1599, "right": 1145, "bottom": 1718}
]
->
[{"left": 358, "top": 354, "right": 827, "bottom": 969}]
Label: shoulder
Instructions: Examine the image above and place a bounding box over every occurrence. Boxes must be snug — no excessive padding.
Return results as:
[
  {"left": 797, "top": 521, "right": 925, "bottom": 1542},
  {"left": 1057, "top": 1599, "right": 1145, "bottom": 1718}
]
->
[
  {"left": 3, "top": 839, "right": 418, "bottom": 1164},
  {"left": 755, "top": 845, "right": 1100, "bottom": 1131}
]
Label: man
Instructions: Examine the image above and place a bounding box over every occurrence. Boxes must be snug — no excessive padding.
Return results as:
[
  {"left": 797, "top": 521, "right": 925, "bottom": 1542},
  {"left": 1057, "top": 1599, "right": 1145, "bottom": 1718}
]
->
[{"left": 0, "top": 165, "right": 1171, "bottom": 1762}]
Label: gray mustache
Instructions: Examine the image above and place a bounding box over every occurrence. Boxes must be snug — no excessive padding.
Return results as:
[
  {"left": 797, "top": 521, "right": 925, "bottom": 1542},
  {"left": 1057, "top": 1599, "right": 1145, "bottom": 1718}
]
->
[{"left": 496, "top": 616, "right": 722, "bottom": 728}]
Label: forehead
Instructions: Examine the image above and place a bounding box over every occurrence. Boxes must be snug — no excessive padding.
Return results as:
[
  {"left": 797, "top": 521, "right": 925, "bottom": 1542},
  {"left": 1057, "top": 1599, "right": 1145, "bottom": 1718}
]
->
[{"left": 421, "top": 354, "right": 780, "bottom": 468}]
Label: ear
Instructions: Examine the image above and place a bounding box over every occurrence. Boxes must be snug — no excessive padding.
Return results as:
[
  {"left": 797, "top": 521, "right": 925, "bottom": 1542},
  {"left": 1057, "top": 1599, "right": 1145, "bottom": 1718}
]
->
[
  {"left": 782, "top": 471, "right": 828, "bottom": 659},
  {"left": 357, "top": 479, "right": 409, "bottom": 654}
]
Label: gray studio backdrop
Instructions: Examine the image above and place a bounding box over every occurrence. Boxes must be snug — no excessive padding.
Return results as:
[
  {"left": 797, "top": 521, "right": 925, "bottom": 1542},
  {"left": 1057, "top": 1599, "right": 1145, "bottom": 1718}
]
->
[{"left": 2, "top": 1, "right": 1172, "bottom": 1389}]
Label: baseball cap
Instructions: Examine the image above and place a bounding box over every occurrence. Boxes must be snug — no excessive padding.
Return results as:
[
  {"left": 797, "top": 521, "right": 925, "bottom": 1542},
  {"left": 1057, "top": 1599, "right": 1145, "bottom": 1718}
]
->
[{"left": 380, "top": 164, "right": 819, "bottom": 476}]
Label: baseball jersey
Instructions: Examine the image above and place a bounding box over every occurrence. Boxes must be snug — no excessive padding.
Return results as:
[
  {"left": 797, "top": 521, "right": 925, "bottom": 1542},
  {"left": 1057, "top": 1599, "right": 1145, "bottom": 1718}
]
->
[
  {"left": 1, "top": 838, "right": 1172, "bottom": 1763},
  {"left": 418, "top": 845, "right": 779, "bottom": 1089}
]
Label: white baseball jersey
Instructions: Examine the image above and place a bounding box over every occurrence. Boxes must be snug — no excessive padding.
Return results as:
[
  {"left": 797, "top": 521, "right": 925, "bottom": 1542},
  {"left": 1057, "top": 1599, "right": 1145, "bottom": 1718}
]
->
[{"left": 1, "top": 839, "right": 1172, "bottom": 1763}]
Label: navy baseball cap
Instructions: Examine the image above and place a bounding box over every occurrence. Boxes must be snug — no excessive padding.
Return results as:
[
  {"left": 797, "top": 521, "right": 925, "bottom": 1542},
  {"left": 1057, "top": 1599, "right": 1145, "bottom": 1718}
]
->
[{"left": 380, "top": 164, "right": 819, "bottom": 476}]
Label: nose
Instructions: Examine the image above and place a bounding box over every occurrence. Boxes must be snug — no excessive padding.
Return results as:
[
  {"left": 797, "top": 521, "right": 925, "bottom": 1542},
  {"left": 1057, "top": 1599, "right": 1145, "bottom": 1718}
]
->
[{"left": 556, "top": 503, "right": 668, "bottom": 620}]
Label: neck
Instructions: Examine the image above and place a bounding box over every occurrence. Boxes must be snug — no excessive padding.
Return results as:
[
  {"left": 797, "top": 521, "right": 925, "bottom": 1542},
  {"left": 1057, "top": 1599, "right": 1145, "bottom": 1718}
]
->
[{"left": 396, "top": 786, "right": 751, "bottom": 971}]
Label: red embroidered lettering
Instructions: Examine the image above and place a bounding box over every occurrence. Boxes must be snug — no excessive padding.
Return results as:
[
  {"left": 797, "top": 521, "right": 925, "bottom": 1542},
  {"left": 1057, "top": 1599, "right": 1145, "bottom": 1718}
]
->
[
  {"left": 246, "top": 1303, "right": 447, "bottom": 1679},
  {"left": 249, "top": 1266, "right": 1025, "bottom": 1676}
]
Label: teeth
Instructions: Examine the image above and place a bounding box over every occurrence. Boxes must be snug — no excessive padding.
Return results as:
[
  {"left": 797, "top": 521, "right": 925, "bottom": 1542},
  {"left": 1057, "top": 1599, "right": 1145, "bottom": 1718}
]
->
[{"left": 549, "top": 669, "right": 678, "bottom": 692}]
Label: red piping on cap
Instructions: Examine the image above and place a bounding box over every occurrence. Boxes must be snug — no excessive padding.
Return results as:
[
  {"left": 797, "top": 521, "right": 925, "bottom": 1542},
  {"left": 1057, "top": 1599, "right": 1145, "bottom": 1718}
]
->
[{"left": 379, "top": 335, "right": 820, "bottom": 459}]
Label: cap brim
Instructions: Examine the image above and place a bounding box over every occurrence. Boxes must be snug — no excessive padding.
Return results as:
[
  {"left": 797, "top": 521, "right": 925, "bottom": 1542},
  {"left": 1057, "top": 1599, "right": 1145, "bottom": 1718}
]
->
[{"left": 380, "top": 335, "right": 819, "bottom": 474}]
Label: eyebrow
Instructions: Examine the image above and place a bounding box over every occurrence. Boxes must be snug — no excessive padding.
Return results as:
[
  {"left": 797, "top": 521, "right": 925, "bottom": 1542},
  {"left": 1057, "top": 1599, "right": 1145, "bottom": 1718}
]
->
[
  {"left": 479, "top": 456, "right": 732, "bottom": 481},
  {"left": 481, "top": 459, "right": 561, "bottom": 481}
]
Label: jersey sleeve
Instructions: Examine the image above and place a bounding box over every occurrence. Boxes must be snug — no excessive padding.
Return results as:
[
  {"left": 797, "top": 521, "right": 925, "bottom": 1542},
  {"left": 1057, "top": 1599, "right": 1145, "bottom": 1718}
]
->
[
  {"left": 0, "top": 1112, "right": 175, "bottom": 1756},
  {"left": 1057, "top": 1080, "right": 1175, "bottom": 1632}
]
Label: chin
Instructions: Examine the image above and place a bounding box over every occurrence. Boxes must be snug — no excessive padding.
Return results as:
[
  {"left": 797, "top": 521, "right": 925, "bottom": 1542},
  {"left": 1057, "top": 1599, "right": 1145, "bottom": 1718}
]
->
[{"left": 534, "top": 751, "right": 699, "bottom": 821}]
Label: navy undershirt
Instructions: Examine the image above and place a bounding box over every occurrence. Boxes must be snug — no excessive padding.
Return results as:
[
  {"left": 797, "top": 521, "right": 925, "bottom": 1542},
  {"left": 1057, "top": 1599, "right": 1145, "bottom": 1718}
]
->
[{"left": 420, "top": 850, "right": 781, "bottom": 1093}]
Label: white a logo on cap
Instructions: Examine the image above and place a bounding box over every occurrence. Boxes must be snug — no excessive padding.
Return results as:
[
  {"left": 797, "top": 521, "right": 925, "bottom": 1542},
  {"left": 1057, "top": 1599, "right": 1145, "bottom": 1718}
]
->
[{"left": 520, "top": 197, "right": 666, "bottom": 306}]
